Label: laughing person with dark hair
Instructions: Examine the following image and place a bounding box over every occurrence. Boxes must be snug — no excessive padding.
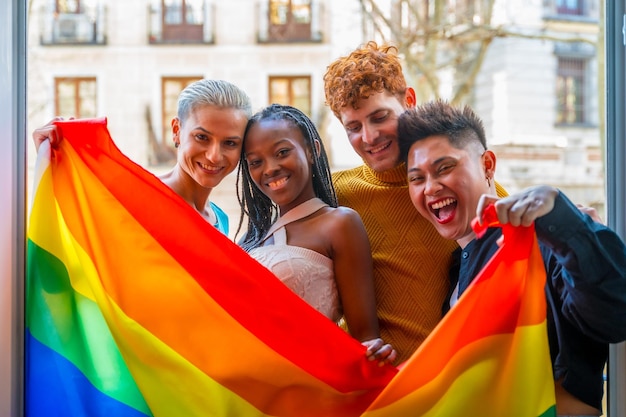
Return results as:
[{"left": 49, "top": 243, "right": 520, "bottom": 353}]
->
[{"left": 397, "top": 99, "right": 626, "bottom": 416}]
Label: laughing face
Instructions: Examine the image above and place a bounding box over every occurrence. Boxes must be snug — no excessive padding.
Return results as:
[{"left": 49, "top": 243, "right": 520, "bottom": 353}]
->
[
  {"left": 406, "top": 135, "right": 495, "bottom": 248},
  {"left": 339, "top": 90, "right": 414, "bottom": 173},
  {"left": 173, "top": 105, "right": 248, "bottom": 189},
  {"left": 244, "top": 119, "right": 316, "bottom": 215}
]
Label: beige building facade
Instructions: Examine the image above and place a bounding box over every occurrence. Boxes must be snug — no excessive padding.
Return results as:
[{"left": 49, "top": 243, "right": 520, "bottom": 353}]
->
[
  {"left": 474, "top": 0, "right": 604, "bottom": 211},
  {"left": 27, "top": 0, "right": 366, "bottom": 232},
  {"left": 27, "top": 0, "right": 605, "bottom": 235}
]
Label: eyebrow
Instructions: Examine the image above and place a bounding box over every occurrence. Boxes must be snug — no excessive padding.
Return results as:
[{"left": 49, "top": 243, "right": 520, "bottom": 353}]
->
[
  {"left": 407, "top": 155, "right": 453, "bottom": 173},
  {"left": 245, "top": 138, "right": 292, "bottom": 155},
  {"left": 193, "top": 126, "right": 243, "bottom": 140},
  {"left": 342, "top": 107, "right": 388, "bottom": 125}
]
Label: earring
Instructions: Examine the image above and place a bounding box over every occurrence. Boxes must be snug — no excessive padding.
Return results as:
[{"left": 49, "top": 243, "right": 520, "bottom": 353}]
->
[
  {"left": 174, "top": 142, "right": 179, "bottom": 148},
  {"left": 486, "top": 177, "right": 491, "bottom": 187}
]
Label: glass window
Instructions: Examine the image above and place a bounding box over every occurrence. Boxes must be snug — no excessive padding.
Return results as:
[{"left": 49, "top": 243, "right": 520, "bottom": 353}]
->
[
  {"left": 269, "top": 0, "right": 311, "bottom": 25},
  {"left": 556, "top": 0, "right": 584, "bottom": 16},
  {"left": 161, "top": 76, "right": 202, "bottom": 145},
  {"left": 55, "top": 77, "right": 97, "bottom": 118},
  {"left": 164, "top": 0, "right": 183, "bottom": 25},
  {"left": 266, "top": 0, "right": 313, "bottom": 42},
  {"left": 160, "top": 0, "right": 205, "bottom": 42},
  {"left": 56, "top": 0, "right": 80, "bottom": 13},
  {"left": 269, "top": 75, "right": 311, "bottom": 116},
  {"left": 292, "top": 0, "right": 311, "bottom": 24},
  {"left": 185, "top": 0, "right": 204, "bottom": 24},
  {"left": 556, "top": 57, "right": 586, "bottom": 124},
  {"left": 270, "top": 0, "right": 290, "bottom": 25}
]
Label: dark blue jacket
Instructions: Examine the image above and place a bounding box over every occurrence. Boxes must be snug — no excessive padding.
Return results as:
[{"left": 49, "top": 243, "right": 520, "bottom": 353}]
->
[{"left": 445, "top": 191, "right": 626, "bottom": 411}]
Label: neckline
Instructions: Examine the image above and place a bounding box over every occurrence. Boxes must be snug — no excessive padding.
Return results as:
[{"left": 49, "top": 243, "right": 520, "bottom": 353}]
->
[
  {"left": 261, "top": 198, "right": 328, "bottom": 244},
  {"left": 362, "top": 163, "right": 408, "bottom": 186}
]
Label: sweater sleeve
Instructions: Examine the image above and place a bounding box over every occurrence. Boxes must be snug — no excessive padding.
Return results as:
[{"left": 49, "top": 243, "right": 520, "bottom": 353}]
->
[{"left": 536, "top": 191, "right": 626, "bottom": 343}]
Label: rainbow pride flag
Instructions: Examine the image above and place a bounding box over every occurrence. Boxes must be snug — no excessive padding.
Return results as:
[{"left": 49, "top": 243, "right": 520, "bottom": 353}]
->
[{"left": 26, "top": 118, "right": 556, "bottom": 417}]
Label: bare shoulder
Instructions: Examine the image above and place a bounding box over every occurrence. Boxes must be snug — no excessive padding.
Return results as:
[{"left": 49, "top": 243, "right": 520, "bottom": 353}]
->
[
  {"left": 323, "top": 205, "right": 361, "bottom": 219},
  {"left": 318, "top": 206, "right": 366, "bottom": 231},
  {"left": 320, "top": 206, "right": 371, "bottom": 256}
]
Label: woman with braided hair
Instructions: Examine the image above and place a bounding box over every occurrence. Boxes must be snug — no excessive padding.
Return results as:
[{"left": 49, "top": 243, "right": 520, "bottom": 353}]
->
[{"left": 236, "top": 104, "right": 396, "bottom": 365}]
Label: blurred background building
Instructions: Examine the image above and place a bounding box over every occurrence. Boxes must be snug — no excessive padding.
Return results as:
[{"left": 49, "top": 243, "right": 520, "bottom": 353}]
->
[{"left": 27, "top": 0, "right": 604, "bottom": 238}]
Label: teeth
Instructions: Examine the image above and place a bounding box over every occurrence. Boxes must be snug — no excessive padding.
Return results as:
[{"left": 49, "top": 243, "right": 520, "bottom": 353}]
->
[
  {"left": 431, "top": 198, "right": 455, "bottom": 210},
  {"left": 200, "top": 163, "right": 221, "bottom": 171},
  {"left": 370, "top": 143, "right": 389, "bottom": 154},
  {"left": 268, "top": 177, "right": 287, "bottom": 188}
]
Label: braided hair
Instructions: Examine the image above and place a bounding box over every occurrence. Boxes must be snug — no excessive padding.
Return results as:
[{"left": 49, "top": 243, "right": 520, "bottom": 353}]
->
[{"left": 235, "top": 104, "right": 337, "bottom": 252}]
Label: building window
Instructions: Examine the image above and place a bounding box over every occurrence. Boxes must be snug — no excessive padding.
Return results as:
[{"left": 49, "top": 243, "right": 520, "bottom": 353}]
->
[
  {"left": 149, "top": 76, "right": 202, "bottom": 165},
  {"left": 55, "top": 77, "right": 96, "bottom": 118},
  {"left": 55, "top": 0, "right": 82, "bottom": 13},
  {"left": 159, "top": 0, "right": 205, "bottom": 43},
  {"left": 161, "top": 77, "right": 202, "bottom": 146},
  {"left": 41, "top": 0, "right": 104, "bottom": 45},
  {"left": 555, "top": 0, "right": 584, "bottom": 16},
  {"left": 269, "top": 76, "right": 311, "bottom": 116},
  {"left": 556, "top": 57, "right": 587, "bottom": 125},
  {"left": 268, "top": 0, "right": 312, "bottom": 42}
]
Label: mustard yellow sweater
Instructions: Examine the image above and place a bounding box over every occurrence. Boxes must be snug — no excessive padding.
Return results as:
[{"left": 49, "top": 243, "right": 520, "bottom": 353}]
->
[
  {"left": 333, "top": 163, "right": 458, "bottom": 363},
  {"left": 333, "top": 163, "right": 509, "bottom": 363}
]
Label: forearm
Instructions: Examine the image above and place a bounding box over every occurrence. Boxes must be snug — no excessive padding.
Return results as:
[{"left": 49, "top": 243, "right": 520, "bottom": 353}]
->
[{"left": 537, "top": 191, "right": 626, "bottom": 342}]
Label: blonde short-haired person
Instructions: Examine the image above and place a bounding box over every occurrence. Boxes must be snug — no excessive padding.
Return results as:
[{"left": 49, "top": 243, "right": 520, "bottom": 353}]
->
[
  {"left": 32, "top": 79, "right": 252, "bottom": 235},
  {"left": 397, "top": 99, "right": 626, "bottom": 416}
]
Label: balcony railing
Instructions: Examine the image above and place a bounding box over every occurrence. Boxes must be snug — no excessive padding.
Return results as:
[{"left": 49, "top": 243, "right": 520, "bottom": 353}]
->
[
  {"left": 257, "top": 1, "right": 324, "bottom": 43},
  {"left": 148, "top": 0, "right": 215, "bottom": 44},
  {"left": 40, "top": 4, "right": 107, "bottom": 45}
]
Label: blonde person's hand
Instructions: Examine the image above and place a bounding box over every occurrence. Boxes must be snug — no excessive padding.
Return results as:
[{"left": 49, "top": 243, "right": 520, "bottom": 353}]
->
[
  {"left": 32, "top": 117, "right": 72, "bottom": 151},
  {"left": 576, "top": 204, "right": 604, "bottom": 224},
  {"left": 362, "top": 338, "right": 397, "bottom": 366},
  {"left": 477, "top": 185, "right": 559, "bottom": 227}
]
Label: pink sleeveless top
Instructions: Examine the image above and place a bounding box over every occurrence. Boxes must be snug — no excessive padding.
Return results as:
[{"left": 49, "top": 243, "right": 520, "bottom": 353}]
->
[{"left": 249, "top": 198, "right": 342, "bottom": 323}]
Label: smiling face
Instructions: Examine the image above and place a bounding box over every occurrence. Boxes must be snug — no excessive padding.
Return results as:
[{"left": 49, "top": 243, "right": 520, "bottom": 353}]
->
[
  {"left": 406, "top": 135, "right": 496, "bottom": 248},
  {"left": 339, "top": 90, "right": 414, "bottom": 173},
  {"left": 172, "top": 105, "right": 248, "bottom": 189},
  {"left": 244, "top": 119, "right": 316, "bottom": 214}
]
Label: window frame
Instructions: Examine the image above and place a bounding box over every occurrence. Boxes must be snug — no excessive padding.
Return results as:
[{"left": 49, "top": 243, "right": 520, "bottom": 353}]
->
[
  {"left": 555, "top": 0, "right": 585, "bottom": 16},
  {"left": 268, "top": 75, "right": 312, "bottom": 116},
  {"left": 3, "top": 1, "right": 626, "bottom": 416},
  {"left": 555, "top": 55, "right": 588, "bottom": 125},
  {"left": 267, "top": 0, "right": 312, "bottom": 42},
  {"left": 605, "top": 1, "right": 626, "bottom": 414},
  {"left": 161, "top": 0, "right": 205, "bottom": 43},
  {"left": 160, "top": 76, "right": 203, "bottom": 150},
  {"left": 54, "top": 76, "right": 97, "bottom": 119}
]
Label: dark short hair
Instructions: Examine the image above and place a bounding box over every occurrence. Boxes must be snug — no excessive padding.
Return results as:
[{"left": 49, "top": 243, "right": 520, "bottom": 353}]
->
[{"left": 397, "top": 99, "right": 488, "bottom": 165}]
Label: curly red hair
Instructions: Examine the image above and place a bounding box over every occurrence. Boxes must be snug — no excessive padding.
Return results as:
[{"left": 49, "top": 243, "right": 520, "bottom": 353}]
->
[{"left": 323, "top": 41, "right": 407, "bottom": 118}]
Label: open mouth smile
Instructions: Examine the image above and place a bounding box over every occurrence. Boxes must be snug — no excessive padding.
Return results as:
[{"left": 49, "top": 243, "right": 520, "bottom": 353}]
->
[
  {"left": 429, "top": 197, "right": 457, "bottom": 223},
  {"left": 198, "top": 162, "right": 223, "bottom": 173}
]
